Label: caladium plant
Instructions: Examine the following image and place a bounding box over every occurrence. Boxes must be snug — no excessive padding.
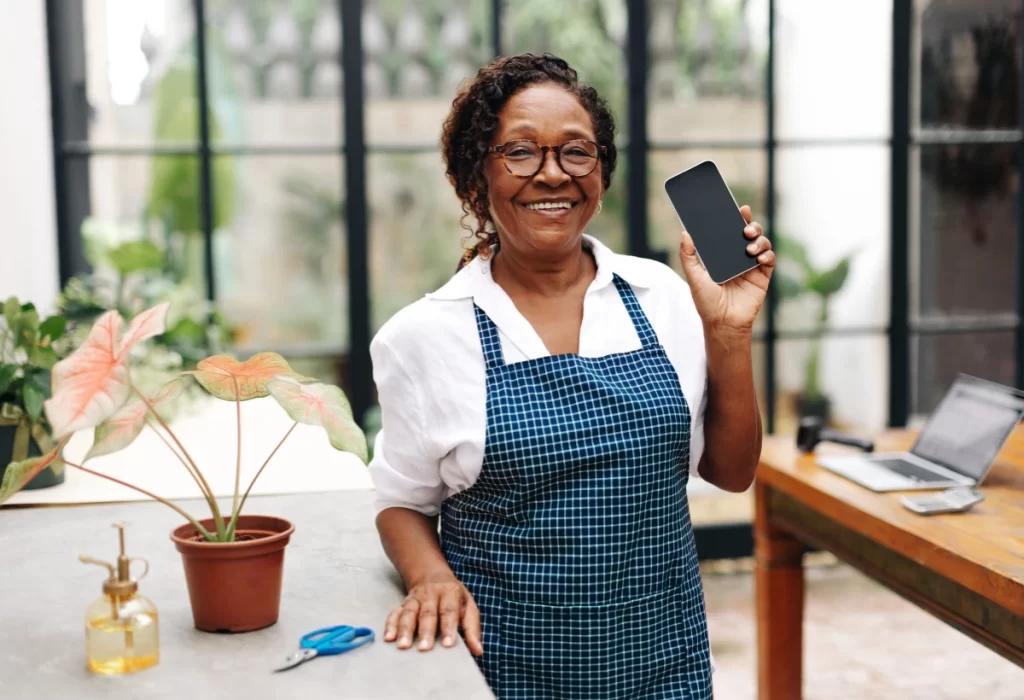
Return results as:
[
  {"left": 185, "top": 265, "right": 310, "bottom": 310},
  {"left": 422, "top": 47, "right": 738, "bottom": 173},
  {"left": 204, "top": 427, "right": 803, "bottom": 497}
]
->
[{"left": 0, "top": 302, "right": 368, "bottom": 542}]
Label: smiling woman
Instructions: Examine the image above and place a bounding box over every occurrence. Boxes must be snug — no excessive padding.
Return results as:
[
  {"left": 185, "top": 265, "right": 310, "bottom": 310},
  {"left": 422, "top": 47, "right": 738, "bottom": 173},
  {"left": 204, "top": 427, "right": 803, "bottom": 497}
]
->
[
  {"left": 440, "top": 56, "right": 617, "bottom": 272},
  {"left": 367, "top": 53, "right": 773, "bottom": 700}
]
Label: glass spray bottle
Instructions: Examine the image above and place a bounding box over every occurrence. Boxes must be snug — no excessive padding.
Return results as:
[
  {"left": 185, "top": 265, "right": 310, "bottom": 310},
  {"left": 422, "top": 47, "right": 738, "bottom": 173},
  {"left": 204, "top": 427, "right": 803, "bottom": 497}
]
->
[{"left": 80, "top": 522, "right": 160, "bottom": 674}]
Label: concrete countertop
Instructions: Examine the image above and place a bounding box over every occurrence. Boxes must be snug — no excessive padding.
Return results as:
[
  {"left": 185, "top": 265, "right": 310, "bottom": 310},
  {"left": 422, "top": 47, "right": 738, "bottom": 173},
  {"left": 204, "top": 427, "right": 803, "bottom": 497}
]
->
[{"left": 0, "top": 492, "right": 494, "bottom": 699}]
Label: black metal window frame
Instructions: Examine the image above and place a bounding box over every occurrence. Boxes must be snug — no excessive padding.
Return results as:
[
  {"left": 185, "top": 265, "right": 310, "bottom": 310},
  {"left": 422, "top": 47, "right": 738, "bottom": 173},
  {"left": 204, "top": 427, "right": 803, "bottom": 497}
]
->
[{"left": 44, "top": 1, "right": 1024, "bottom": 559}]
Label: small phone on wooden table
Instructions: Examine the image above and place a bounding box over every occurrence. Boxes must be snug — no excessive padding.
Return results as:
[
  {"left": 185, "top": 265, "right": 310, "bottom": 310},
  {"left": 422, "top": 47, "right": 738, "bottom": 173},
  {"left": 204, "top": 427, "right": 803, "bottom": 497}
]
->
[{"left": 899, "top": 487, "right": 985, "bottom": 515}]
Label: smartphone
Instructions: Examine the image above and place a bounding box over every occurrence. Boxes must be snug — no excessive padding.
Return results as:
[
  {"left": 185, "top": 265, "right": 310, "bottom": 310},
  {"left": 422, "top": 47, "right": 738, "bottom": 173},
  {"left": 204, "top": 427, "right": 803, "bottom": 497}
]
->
[
  {"left": 900, "top": 487, "right": 985, "bottom": 516},
  {"left": 663, "top": 160, "right": 759, "bottom": 284}
]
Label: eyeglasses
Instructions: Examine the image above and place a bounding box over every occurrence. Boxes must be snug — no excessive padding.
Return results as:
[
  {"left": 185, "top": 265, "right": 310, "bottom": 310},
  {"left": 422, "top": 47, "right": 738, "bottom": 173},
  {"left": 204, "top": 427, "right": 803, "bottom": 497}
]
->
[{"left": 487, "top": 139, "right": 605, "bottom": 178}]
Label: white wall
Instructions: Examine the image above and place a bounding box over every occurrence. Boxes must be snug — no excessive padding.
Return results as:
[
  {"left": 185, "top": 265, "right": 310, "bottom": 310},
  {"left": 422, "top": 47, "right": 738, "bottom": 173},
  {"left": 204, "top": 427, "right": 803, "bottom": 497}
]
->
[
  {"left": 0, "top": 0, "right": 61, "bottom": 312},
  {"left": 0, "top": 0, "right": 60, "bottom": 313}
]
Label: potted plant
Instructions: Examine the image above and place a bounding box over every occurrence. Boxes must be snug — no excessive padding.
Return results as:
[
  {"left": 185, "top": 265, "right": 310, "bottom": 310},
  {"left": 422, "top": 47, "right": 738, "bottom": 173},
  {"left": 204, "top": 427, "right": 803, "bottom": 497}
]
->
[
  {"left": 0, "top": 297, "right": 69, "bottom": 490},
  {"left": 774, "top": 233, "right": 853, "bottom": 424},
  {"left": 0, "top": 302, "right": 368, "bottom": 632}
]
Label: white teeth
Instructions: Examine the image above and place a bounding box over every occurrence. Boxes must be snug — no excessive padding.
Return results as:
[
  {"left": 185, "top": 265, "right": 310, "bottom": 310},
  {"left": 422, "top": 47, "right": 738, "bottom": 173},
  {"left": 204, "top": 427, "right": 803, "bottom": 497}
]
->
[{"left": 525, "top": 201, "right": 573, "bottom": 210}]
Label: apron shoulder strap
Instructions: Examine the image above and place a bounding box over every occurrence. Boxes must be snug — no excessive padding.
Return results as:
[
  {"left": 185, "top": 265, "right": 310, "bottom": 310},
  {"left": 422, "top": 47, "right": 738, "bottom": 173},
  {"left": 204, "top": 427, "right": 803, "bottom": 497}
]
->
[
  {"left": 611, "top": 274, "right": 659, "bottom": 348},
  {"left": 473, "top": 304, "right": 506, "bottom": 369}
]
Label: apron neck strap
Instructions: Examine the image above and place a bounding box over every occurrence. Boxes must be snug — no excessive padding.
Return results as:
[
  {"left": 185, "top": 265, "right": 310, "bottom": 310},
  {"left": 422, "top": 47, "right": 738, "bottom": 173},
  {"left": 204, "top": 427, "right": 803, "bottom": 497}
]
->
[
  {"left": 611, "top": 275, "right": 659, "bottom": 348},
  {"left": 474, "top": 304, "right": 507, "bottom": 369}
]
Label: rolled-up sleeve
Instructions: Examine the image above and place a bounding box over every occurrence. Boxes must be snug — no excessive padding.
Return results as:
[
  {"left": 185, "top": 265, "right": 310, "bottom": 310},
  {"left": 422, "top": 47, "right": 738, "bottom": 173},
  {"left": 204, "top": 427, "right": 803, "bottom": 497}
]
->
[{"left": 367, "top": 337, "right": 446, "bottom": 516}]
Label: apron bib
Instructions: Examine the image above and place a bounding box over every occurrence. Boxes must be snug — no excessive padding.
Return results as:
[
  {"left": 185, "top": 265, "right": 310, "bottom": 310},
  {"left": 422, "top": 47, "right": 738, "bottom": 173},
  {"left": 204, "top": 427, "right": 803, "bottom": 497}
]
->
[{"left": 440, "top": 275, "right": 713, "bottom": 699}]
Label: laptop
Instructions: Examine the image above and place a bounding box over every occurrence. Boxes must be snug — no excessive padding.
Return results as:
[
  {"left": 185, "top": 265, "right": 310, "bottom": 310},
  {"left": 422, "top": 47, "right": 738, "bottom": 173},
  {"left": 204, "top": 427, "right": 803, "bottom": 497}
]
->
[{"left": 818, "top": 374, "right": 1024, "bottom": 492}]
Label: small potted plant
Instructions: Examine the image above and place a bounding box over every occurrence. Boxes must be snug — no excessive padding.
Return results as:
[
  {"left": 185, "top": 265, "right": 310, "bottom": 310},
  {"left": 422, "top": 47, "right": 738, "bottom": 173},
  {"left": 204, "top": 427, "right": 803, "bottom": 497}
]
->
[
  {"left": 0, "top": 297, "right": 68, "bottom": 490},
  {"left": 0, "top": 302, "right": 367, "bottom": 632}
]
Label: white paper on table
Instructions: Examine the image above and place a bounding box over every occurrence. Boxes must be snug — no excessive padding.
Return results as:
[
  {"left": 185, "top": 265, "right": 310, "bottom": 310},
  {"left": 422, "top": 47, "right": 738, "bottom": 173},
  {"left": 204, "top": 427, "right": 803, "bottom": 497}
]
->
[{"left": 4, "top": 395, "right": 373, "bottom": 507}]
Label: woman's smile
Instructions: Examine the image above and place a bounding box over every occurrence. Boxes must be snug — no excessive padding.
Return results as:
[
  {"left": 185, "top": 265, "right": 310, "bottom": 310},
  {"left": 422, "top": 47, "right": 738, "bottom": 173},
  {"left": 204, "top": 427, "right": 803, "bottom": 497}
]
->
[{"left": 520, "top": 197, "right": 579, "bottom": 219}]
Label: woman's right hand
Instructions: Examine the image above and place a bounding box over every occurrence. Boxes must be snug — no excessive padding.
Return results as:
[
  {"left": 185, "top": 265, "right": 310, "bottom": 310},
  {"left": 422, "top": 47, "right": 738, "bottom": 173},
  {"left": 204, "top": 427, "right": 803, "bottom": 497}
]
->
[{"left": 384, "top": 571, "right": 484, "bottom": 656}]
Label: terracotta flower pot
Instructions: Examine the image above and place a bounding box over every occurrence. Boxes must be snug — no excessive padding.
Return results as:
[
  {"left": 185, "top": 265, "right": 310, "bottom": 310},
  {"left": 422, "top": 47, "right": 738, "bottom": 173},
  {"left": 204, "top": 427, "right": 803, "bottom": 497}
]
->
[{"left": 170, "top": 515, "right": 295, "bottom": 633}]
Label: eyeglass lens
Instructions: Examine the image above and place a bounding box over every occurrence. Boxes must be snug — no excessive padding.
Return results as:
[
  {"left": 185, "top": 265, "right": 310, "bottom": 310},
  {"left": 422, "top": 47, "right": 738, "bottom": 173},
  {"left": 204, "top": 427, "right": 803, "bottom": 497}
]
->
[{"left": 503, "top": 140, "right": 599, "bottom": 177}]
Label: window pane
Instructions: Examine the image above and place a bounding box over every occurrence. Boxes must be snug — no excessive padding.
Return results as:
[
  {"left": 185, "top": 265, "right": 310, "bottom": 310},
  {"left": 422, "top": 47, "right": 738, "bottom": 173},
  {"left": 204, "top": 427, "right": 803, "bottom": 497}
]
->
[
  {"left": 505, "top": 0, "right": 627, "bottom": 136},
  {"left": 364, "top": 0, "right": 492, "bottom": 147},
  {"left": 649, "top": 0, "right": 768, "bottom": 142},
  {"left": 775, "top": 335, "right": 889, "bottom": 434},
  {"left": 203, "top": 0, "right": 343, "bottom": 147},
  {"left": 649, "top": 148, "right": 767, "bottom": 332},
  {"left": 87, "top": 156, "right": 207, "bottom": 299},
  {"left": 776, "top": 146, "right": 890, "bottom": 332},
  {"left": 914, "top": 144, "right": 1018, "bottom": 321},
  {"left": 369, "top": 152, "right": 466, "bottom": 333},
  {"left": 214, "top": 155, "right": 347, "bottom": 348},
  {"left": 918, "top": 0, "right": 1021, "bottom": 130},
  {"left": 84, "top": 0, "right": 199, "bottom": 147},
  {"left": 775, "top": 0, "right": 892, "bottom": 140},
  {"left": 912, "top": 332, "right": 1016, "bottom": 417}
]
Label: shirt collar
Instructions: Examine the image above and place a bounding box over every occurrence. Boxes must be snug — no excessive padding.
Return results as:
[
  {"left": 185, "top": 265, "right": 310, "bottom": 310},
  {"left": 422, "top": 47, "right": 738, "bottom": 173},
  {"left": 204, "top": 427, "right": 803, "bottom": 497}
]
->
[{"left": 426, "top": 234, "right": 652, "bottom": 302}]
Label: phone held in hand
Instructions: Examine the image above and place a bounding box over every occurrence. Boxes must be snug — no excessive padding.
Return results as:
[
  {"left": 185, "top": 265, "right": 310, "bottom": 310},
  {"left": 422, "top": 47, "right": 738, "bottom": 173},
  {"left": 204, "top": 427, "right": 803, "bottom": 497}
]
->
[
  {"left": 663, "top": 160, "right": 759, "bottom": 285},
  {"left": 900, "top": 487, "right": 985, "bottom": 516}
]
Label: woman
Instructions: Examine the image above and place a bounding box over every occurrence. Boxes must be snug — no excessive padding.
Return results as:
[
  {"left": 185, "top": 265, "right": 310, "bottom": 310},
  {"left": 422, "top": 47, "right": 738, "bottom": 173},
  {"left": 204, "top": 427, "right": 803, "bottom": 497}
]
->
[{"left": 368, "top": 53, "right": 773, "bottom": 699}]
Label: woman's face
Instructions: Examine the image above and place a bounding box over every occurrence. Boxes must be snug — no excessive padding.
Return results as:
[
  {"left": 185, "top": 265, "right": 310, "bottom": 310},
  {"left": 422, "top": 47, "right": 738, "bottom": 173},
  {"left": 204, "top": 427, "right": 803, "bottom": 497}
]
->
[{"left": 485, "top": 83, "right": 605, "bottom": 260}]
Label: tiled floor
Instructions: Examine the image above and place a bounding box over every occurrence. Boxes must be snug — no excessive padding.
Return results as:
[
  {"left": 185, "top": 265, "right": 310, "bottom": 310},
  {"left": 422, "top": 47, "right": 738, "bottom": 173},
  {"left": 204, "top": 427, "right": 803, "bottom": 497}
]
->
[{"left": 703, "top": 557, "right": 1022, "bottom": 699}]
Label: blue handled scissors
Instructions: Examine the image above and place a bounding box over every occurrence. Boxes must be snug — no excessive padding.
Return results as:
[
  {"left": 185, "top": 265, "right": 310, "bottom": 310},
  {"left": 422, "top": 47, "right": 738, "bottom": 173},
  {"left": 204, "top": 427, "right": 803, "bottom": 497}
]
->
[{"left": 273, "top": 625, "right": 375, "bottom": 672}]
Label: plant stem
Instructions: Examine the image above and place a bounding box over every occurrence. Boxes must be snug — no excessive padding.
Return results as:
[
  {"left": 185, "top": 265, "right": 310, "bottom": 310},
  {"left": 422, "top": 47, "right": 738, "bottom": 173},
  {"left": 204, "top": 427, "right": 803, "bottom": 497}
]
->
[
  {"left": 232, "top": 376, "right": 241, "bottom": 517},
  {"left": 226, "top": 421, "right": 297, "bottom": 541},
  {"left": 132, "top": 385, "right": 225, "bottom": 537},
  {"left": 63, "top": 459, "right": 215, "bottom": 541},
  {"left": 145, "top": 416, "right": 217, "bottom": 504}
]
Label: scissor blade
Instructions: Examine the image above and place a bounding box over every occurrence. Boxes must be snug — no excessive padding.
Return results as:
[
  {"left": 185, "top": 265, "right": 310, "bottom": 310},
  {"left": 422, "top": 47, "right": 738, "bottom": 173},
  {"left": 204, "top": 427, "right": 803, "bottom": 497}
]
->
[{"left": 273, "top": 648, "right": 317, "bottom": 672}]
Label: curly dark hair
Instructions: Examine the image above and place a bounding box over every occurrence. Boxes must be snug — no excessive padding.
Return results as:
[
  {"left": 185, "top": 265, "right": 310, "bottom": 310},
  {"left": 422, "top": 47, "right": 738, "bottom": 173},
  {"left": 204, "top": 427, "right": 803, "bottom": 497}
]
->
[{"left": 440, "top": 53, "right": 618, "bottom": 269}]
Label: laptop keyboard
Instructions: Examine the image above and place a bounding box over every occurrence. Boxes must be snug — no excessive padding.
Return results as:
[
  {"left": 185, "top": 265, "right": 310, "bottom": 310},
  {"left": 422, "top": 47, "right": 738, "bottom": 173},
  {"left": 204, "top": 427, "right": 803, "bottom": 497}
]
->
[{"left": 873, "top": 458, "right": 951, "bottom": 483}]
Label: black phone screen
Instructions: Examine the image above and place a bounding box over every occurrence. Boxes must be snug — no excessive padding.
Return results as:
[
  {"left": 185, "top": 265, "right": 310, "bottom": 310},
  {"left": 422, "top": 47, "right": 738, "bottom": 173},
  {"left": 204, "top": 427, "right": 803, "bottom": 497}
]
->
[{"left": 663, "top": 160, "right": 758, "bottom": 284}]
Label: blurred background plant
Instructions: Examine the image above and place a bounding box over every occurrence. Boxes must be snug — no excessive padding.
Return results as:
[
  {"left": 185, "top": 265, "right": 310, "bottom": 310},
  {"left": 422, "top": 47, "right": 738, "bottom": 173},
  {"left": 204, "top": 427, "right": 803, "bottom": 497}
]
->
[
  {"left": 773, "top": 232, "right": 853, "bottom": 424},
  {"left": 147, "top": 28, "right": 240, "bottom": 298},
  {"left": 0, "top": 297, "right": 70, "bottom": 488}
]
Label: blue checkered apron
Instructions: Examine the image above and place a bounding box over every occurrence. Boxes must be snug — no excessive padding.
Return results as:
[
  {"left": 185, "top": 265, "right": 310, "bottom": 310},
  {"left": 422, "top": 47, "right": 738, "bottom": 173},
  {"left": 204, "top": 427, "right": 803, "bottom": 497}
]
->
[{"left": 440, "top": 275, "right": 713, "bottom": 699}]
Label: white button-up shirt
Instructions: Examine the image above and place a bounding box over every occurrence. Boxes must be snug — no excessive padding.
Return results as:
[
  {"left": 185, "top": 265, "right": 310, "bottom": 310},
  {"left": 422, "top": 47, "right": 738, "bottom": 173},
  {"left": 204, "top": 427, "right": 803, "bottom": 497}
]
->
[{"left": 368, "top": 235, "right": 709, "bottom": 516}]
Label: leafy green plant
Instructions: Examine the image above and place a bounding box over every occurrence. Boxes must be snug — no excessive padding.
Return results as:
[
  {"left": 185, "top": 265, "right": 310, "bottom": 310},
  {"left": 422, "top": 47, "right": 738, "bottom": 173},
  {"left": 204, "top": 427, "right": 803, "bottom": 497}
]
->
[
  {"left": 774, "top": 233, "right": 853, "bottom": 402},
  {"left": 0, "top": 303, "right": 368, "bottom": 542},
  {"left": 0, "top": 298, "right": 69, "bottom": 475}
]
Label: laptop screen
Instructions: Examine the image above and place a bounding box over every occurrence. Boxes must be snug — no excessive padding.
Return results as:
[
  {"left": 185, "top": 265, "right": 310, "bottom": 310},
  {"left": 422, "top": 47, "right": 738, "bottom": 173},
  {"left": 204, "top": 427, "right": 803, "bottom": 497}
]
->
[{"left": 911, "top": 377, "right": 1024, "bottom": 481}]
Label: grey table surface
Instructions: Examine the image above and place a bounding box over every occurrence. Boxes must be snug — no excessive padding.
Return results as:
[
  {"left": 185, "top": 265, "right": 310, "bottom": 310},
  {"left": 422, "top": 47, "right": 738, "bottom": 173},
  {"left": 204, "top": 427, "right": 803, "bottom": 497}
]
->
[{"left": 0, "top": 491, "right": 495, "bottom": 699}]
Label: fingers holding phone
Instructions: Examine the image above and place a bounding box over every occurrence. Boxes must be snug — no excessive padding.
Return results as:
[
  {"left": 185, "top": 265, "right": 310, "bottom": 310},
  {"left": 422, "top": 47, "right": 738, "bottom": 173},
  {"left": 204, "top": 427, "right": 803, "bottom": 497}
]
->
[{"left": 741, "top": 211, "right": 775, "bottom": 268}]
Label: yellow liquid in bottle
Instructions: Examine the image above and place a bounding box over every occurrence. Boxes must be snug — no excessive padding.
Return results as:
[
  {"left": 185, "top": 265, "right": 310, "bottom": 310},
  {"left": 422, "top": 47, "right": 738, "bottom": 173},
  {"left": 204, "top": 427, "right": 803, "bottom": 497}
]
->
[{"left": 86, "top": 605, "right": 159, "bottom": 674}]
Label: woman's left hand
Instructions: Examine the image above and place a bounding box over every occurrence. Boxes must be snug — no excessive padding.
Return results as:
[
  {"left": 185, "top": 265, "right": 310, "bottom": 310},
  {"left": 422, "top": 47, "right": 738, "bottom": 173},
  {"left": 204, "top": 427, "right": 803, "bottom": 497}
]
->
[{"left": 678, "top": 205, "right": 775, "bottom": 335}]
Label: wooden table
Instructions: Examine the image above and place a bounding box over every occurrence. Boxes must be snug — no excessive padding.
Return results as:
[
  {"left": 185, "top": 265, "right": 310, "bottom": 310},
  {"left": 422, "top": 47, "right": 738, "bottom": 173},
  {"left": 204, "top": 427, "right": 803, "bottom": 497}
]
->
[{"left": 754, "top": 424, "right": 1024, "bottom": 699}]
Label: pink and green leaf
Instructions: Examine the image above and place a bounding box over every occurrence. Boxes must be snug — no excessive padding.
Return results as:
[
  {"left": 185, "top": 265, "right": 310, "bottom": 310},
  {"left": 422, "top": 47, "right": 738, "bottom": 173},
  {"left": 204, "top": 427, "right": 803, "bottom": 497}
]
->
[
  {"left": 44, "top": 304, "right": 169, "bottom": 438},
  {"left": 117, "top": 302, "right": 171, "bottom": 358},
  {"left": 84, "top": 378, "right": 186, "bottom": 462},
  {"left": 267, "top": 376, "right": 368, "bottom": 463},
  {"left": 0, "top": 443, "right": 64, "bottom": 504},
  {"left": 44, "top": 310, "right": 130, "bottom": 438},
  {"left": 189, "top": 352, "right": 310, "bottom": 401}
]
